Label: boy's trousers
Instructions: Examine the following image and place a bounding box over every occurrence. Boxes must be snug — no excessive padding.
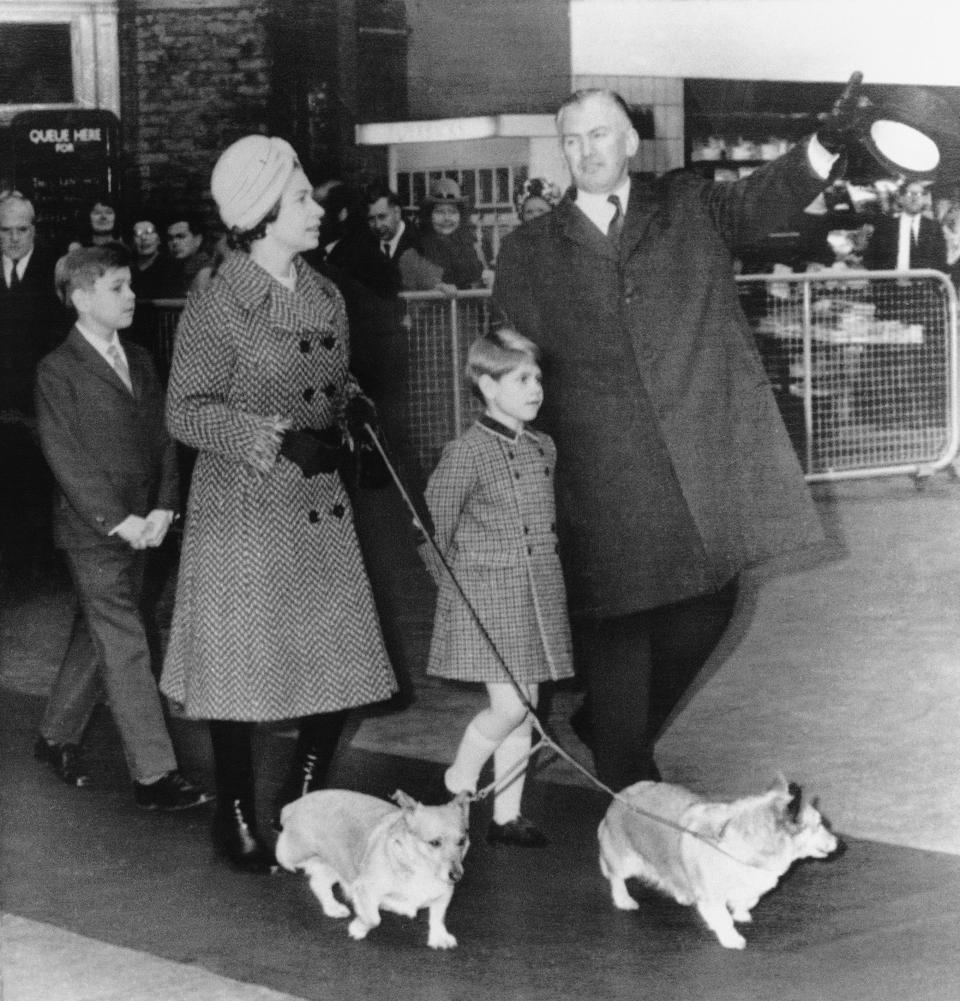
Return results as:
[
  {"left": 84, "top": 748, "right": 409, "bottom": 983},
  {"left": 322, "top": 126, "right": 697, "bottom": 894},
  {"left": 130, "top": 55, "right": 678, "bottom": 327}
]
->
[{"left": 40, "top": 544, "right": 177, "bottom": 783}]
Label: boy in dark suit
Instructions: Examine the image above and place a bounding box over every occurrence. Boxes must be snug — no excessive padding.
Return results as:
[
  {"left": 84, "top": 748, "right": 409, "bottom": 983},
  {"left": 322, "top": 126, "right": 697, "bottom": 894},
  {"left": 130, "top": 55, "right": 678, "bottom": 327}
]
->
[{"left": 33, "top": 243, "right": 211, "bottom": 811}]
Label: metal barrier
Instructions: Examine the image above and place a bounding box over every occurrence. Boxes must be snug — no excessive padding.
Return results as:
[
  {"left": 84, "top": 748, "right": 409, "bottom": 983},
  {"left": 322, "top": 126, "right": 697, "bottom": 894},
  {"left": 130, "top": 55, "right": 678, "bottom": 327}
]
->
[
  {"left": 137, "top": 268, "right": 959, "bottom": 485},
  {"left": 740, "top": 269, "right": 959, "bottom": 482}
]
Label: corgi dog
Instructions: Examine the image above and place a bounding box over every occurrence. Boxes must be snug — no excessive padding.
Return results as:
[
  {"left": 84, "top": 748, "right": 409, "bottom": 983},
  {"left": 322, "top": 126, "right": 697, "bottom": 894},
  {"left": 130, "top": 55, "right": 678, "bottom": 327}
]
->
[
  {"left": 276, "top": 789, "right": 470, "bottom": 949},
  {"left": 597, "top": 777, "right": 838, "bottom": 949}
]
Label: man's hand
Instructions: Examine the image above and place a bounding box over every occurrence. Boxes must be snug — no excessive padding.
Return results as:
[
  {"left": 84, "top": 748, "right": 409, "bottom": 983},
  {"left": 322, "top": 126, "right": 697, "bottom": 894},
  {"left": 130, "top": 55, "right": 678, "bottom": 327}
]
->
[
  {"left": 817, "top": 72, "right": 871, "bottom": 155},
  {"left": 142, "top": 509, "right": 175, "bottom": 548}
]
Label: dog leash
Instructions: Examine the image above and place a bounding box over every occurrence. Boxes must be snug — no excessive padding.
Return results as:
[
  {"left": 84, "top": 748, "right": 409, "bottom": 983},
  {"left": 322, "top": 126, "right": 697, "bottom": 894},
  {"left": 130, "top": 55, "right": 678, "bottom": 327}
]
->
[{"left": 363, "top": 424, "right": 799, "bottom": 868}]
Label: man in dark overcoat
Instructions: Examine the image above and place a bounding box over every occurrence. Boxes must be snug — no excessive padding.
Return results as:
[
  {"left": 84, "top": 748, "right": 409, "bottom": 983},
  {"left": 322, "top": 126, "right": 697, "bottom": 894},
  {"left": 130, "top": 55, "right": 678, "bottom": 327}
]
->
[
  {"left": 494, "top": 88, "right": 841, "bottom": 790},
  {"left": 0, "top": 192, "right": 66, "bottom": 586}
]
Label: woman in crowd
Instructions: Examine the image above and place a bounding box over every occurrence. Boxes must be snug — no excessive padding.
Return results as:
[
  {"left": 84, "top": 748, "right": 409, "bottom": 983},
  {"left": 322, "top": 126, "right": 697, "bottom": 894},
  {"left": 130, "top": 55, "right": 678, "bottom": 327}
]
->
[
  {"left": 67, "top": 196, "right": 125, "bottom": 251},
  {"left": 515, "top": 177, "right": 562, "bottom": 224},
  {"left": 128, "top": 214, "right": 174, "bottom": 299},
  {"left": 418, "top": 178, "right": 491, "bottom": 290},
  {"left": 160, "top": 135, "right": 397, "bottom": 874}
]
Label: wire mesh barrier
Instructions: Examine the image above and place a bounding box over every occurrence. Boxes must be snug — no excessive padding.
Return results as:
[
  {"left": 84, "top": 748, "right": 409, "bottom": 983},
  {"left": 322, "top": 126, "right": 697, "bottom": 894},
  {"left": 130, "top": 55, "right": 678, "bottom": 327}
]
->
[
  {"left": 136, "top": 269, "right": 958, "bottom": 486},
  {"left": 400, "top": 289, "right": 492, "bottom": 473},
  {"left": 741, "top": 269, "right": 959, "bottom": 481}
]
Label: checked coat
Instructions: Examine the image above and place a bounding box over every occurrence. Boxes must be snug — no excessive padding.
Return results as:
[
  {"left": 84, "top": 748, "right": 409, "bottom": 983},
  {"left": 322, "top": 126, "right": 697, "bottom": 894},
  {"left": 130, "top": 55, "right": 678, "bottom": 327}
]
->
[
  {"left": 423, "top": 416, "right": 574, "bottom": 685},
  {"left": 494, "top": 142, "right": 828, "bottom": 620},
  {"left": 160, "top": 251, "right": 397, "bottom": 721}
]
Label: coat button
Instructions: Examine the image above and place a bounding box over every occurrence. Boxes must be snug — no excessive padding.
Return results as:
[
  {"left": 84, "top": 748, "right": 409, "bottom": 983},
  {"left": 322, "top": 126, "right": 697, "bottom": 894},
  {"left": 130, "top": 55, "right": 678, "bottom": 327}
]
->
[
  {"left": 303, "top": 386, "right": 315, "bottom": 403},
  {"left": 527, "top": 545, "right": 532, "bottom": 555},
  {"left": 299, "top": 339, "right": 311, "bottom": 353},
  {"left": 508, "top": 451, "right": 515, "bottom": 459},
  {"left": 332, "top": 503, "right": 345, "bottom": 519},
  {"left": 322, "top": 335, "right": 336, "bottom": 349},
  {"left": 308, "top": 510, "right": 319, "bottom": 523},
  {"left": 514, "top": 471, "right": 521, "bottom": 480},
  {"left": 323, "top": 383, "right": 336, "bottom": 398},
  {"left": 523, "top": 525, "right": 529, "bottom": 534},
  {"left": 544, "top": 467, "right": 550, "bottom": 476}
]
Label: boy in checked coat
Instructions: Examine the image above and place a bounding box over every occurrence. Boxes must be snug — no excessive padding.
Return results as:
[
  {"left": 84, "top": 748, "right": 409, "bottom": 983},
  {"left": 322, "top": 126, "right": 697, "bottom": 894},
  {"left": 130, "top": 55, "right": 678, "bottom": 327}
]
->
[
  {"left": 422, "top": 329, "right": 573, "bottom": 846},
  {"left": 33, "top": 244, "right": 210, "bottom": 811}
]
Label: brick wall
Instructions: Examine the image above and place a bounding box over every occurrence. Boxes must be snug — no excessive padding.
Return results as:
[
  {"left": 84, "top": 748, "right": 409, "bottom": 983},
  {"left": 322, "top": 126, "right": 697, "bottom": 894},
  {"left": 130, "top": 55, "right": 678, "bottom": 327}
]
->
[{"left": 120, "top": 0, "right": 274, "bottom": 230}]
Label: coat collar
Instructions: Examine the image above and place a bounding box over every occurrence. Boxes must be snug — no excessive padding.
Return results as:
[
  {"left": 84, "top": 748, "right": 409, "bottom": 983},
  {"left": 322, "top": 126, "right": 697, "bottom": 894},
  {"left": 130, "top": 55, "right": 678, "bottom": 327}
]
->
[
  {"left": 477, "top": 413, "right": 534, "bottom": 442},
  {"left": 217, "top": 249, "right": 316, "bottom": 310},
  {"left": 557, "top": 173, "right": 662, "bottom": 259},
  {"left": 65, "top": 326, "right": 141, "bottom": 398}
]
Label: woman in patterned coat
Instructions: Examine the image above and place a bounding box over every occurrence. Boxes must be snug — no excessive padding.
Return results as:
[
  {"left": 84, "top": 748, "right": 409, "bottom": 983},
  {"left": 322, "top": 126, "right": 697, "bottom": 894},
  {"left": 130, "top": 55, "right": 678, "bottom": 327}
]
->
[
  {"left": 160, "top": 136, "right": 397, "bottom": 873},
  {"left": 423, "top": 329, "right": 573, "bottom": 847}
]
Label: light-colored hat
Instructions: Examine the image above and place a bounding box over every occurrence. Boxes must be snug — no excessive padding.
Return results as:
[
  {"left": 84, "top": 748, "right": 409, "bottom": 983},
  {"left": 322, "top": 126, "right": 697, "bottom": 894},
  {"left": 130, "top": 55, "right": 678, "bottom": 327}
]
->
[
  {"left": 210, "top": 135, "right": 298, "bottom": 231},
  {"left": 421, "top": 177, "right": 468, "bottom": 208}
]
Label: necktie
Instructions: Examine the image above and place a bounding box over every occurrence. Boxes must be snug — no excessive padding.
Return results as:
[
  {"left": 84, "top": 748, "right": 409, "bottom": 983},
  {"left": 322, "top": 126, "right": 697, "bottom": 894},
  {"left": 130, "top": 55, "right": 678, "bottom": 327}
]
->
[
  {"left": 607, "top": 195, "right": 624, "bottom": 241},
  {"left": 107, "top": 343, "right": 132, "bottom": 392},
  {"left": 381, "top": 240, "right": 391, "bottom": 258},
  {"left": 9, "top": 261, "right": 21, "bottom": 289}
]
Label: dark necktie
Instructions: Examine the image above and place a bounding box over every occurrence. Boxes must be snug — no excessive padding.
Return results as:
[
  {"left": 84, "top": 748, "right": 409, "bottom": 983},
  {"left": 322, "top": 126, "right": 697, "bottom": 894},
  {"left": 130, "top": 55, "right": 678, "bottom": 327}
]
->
[
  {"left": 9, "top": 262, "right": 21, "bottom": 289},
  {"left": 381, "top": 241, "right": 391, "bottom": 258},
  {"left": 607, "top": 195, "right": 624, "bottom": 241}
]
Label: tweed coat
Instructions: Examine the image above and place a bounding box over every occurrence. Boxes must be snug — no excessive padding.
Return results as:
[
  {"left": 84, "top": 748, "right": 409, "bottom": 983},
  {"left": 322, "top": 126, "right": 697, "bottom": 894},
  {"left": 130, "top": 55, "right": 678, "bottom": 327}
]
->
[
  {"left": 35, "top": 328, "right": 179, "bottom": 549},
  {"left": 160, "top": 251, "right": 397, "bottom": 721},
  {"left": 494, "top": 143, "right": 828, "bottom": 619},
  {"left": 423, "top": 416, "right": 574, "bottom": 685}
]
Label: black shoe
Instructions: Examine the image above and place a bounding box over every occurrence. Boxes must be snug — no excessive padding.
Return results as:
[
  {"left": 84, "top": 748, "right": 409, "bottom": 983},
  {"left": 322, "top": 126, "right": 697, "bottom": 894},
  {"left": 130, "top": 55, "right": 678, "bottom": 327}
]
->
[
  {"left": 34, "top": 736, "right": 92, "bottom": 788},
  {"left": 134, "top": 770, "right": 214, "bottom": 811},
  {"left": 271, "top": 749, "right": 321, "bottom": 832},
  {"left": 487, "top": 816, "right": 548, "bottom": 847},
  {"left": 214, "top": 799, "right": 279, "bottom": 874}
]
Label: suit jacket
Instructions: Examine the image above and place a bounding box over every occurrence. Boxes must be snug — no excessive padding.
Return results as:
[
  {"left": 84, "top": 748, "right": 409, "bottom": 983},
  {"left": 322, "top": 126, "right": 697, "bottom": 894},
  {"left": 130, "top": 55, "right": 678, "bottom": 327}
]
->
[
  {"left": 494, "top": 143, "right": 827, "bottom": 618},
  {"left": 864, "top": 214, "right": 948, "bottom": 273},
  {"left": 34, "top": 327, "right": 178, "bottom": 549},
  {"left": 0, "top": 246, "right": 67, "bottom": 415}
]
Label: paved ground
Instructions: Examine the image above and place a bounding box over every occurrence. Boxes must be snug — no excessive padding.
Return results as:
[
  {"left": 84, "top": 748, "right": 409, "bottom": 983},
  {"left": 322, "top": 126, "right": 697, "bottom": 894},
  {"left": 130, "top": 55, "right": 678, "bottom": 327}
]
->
[{"left": 4, "top": 475, "right": 960, "bottom": 1000}]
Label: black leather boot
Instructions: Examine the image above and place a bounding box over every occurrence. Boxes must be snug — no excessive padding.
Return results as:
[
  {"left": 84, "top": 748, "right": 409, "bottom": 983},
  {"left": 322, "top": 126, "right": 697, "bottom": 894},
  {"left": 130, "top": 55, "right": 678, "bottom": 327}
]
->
[
  {"left": 212, "top": 797, "right": 278, "bottom": 874},
  {"left": 272, "top": 711, "right": 347, "bottom": 831},
  {"left": 209, "top": 720, "right": 277, "bottom": 874}
]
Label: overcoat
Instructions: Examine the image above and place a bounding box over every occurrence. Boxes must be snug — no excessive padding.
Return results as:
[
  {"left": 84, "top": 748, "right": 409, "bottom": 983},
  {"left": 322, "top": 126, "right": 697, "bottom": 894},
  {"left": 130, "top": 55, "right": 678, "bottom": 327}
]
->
[
  {"left": 160, "top": 252, "right": 397, "bottom": 721},
  {"left": 494, "top": 144, "right": 827, "bottom": 619},
  {"left": 423, "top": 417, "right": 574, "bottom": 685}
]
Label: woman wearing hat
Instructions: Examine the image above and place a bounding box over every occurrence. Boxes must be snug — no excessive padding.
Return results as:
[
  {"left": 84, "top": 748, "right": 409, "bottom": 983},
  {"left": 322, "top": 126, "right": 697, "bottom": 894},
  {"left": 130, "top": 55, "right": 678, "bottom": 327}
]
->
[
  {"left": 160, "top": 135, "right": 397, "bottom": 873},
  {"left": 418, "top": 178, "right": 490, "bottom": 290}
]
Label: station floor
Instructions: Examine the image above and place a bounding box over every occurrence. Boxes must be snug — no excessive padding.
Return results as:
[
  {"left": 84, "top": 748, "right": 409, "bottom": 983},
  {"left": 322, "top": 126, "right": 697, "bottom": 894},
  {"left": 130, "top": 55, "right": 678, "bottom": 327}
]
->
[{"left": 3, "top": 477, "right": 960, "bottom": 1001}]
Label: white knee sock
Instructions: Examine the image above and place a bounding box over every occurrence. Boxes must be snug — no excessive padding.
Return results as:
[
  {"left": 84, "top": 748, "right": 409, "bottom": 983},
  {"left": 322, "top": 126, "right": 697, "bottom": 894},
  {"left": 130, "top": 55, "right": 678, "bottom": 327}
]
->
[
  {"left": 445, "top": 718, "right": 500, "bottom": 795},
  {"left": 492, "top": 723, "right": 532, "bottom": 824}
]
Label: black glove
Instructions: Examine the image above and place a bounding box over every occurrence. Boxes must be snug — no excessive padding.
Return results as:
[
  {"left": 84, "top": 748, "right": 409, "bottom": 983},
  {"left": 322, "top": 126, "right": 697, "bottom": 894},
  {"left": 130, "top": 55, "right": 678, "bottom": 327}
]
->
[
  {"left": 817, "top": 71, "right": 871, "bottom": 155},
  {"left": 279, "top": 427, "right": 344, "bottom": 478},
  {"left": 345, "top": 393, "right": 380, "bottom": 442}
]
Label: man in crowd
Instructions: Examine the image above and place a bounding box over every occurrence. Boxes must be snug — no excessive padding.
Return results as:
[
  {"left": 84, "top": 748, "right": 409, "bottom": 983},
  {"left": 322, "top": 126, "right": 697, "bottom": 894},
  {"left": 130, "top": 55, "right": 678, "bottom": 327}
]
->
[
  {"left": 366, "top": 183, "right": 446, "bottom": 292},
  {"left": 0, "top": 191, "right": 65, "bottom": 586},
  {"left": 864, "top": 179, "right": 947, "bottom": 273},
  {"left": 493, "top": 85, "right": 854, "bottom": 790},
  {"left": 164, "top": 212, "right": 214, "bottom": 297}
]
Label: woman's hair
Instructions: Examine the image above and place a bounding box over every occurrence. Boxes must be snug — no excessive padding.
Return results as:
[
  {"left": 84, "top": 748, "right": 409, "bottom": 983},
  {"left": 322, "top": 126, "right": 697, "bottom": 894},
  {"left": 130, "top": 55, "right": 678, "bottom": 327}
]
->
[
  {"left": 224, "top": 199, "right": 282, "bottom": 251},
  {"left": 54, "top": 242, "right": 131, "bottom": 306},
  {"left": 465, "top": 327, "right": 540, "bottom": 400}
]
